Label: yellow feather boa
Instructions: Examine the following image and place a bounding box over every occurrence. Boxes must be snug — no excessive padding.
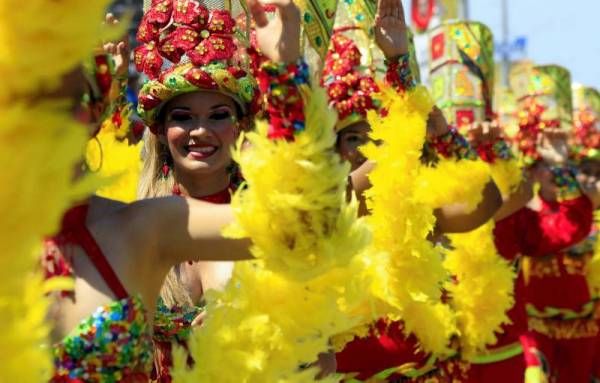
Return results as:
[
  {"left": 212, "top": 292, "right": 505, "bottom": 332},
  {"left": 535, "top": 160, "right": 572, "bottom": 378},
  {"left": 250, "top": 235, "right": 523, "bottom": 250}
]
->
[
  {"left": 361, "top": 85, "right": 457, "bottom": 355},
  {"left": 85, "top": 119, "right": 142, "bottom": 203},
  {"left": 490, "top": 158, "right": 522, "bottom": 198},
  {"left": 445, "top": 158, "right": 521, "bottom": 358},
  {"left": 446, "top": 222, "right": 515, "bottom": 358},
  {"left": 174, "top": 87, "right": 374, "bottom": 382},
  {"left": 415, "top": 158, "right": 491, "bottom": 213},
  {"left": 0, "top": 1, "right": 112, "bottom": 381}
]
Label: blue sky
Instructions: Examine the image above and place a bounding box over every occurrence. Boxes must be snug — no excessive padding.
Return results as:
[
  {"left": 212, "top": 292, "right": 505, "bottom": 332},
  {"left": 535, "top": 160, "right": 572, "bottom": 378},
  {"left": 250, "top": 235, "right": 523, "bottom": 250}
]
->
[{"left": 405, "top": 0, "right": 600, "bottom": 89}]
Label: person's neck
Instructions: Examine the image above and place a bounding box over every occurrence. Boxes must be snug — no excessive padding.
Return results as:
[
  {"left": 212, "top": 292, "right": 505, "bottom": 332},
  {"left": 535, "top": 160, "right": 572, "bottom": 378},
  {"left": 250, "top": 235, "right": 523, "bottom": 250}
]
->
[{"left": 174, "top": 168, "right": 231, "bottom": 198}]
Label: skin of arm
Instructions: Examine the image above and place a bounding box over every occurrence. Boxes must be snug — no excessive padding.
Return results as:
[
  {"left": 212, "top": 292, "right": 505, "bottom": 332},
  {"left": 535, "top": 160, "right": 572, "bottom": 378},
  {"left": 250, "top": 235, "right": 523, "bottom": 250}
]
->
[{"left": 123, "top": 197, "right": 252, "bottom": 271}]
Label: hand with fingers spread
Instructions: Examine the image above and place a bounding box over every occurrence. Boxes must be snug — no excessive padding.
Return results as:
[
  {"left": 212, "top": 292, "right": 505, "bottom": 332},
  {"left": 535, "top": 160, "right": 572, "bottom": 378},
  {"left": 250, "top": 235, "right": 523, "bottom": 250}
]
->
[
  {"left": 374, "top": 0, "right": 409, "bottom": 59},
  {"left": 248, "top": 0, "right": 301, "bottom": 63}
]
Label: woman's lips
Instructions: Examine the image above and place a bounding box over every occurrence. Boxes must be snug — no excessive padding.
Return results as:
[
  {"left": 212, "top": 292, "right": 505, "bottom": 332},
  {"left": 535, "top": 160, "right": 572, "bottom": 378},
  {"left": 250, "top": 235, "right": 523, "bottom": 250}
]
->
[{"left": 187, "top": 144, "right": 218, "bottom": 160}]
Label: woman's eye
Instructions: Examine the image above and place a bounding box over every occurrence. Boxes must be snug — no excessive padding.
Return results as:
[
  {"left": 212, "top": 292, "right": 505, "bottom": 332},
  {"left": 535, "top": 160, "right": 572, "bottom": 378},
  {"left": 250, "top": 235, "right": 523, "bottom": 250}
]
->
[
  {"left": 345, "top": 134, "right": 366, "bottom": 145},
  {"left": 210, "top": 110, "right": 232, "bottom": 121},
  {"left": 169, "top": 112, "right": 192, "bottom": 122}
]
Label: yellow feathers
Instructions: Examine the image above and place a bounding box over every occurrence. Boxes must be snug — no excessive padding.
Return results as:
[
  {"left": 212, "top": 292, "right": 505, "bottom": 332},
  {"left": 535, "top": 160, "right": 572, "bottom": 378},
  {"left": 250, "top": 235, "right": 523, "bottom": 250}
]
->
[
  {"left": 0, "top": 1, "right": 112, "bottom": 382},
  {"left": 415, "top": 158, "right": 491, "bottom": 213},
  {"left": 85, "top": 122, "right": 142, "bottom": 203},
  {"left": 361, "top": 85, "right": 457, "bottom": 355},
  {"left": 175, "top": 87, "right": 373, "bottom": 382},
  {"left": 446, "top": 222, "right": 515, "bottom": 358},
  {"left": 489, "top": 158, "right": 522, "bottom": 198}
]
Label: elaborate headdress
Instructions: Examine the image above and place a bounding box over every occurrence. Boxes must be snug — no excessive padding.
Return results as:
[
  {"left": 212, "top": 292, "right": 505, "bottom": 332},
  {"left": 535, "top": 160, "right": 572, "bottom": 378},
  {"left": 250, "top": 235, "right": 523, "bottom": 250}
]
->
[
  {"left": 321, "top": 0, "right": 419, "bottom": 131},
  {"left": 571, "top": 84, "right": 600, "bottom": 160},
  {"left": 428, "top": 20, "right": 495, "bottom": 127},
  {"left": 510, "top": 64, "right": 573, "bottom": 163},
  {"left": 135, "top": 0, "right": 259, "bottom": 133}
]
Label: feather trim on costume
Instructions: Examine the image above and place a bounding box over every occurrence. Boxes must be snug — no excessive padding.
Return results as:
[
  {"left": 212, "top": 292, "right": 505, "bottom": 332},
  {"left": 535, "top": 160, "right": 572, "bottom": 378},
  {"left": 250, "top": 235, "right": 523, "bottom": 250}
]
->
[
  {"left": 446, "top": 222, "right": 515, "bottom": 359},
  {"left": 0, "top": 1, "right": 114, "bottom": 381},
  {"left": 174, "top": 87, "right": 374, "bottom": 382},
  {"left": 361, "top": 85, "right": 457, "bottom": 356}
]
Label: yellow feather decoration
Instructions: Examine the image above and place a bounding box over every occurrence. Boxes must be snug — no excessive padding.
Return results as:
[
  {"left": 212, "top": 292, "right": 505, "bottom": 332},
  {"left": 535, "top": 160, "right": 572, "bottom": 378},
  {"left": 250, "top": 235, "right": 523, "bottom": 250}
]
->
[
  {"left": 446, "top": 222, "right": 515, "bottom": 359},
  {"left": 85, "top": 122, "right": 142, "bottom": 203},
  {"left": 489, "top": 158, "right": 522, "bottom": 198},
  {"left": 0, "top": 1, "right": 114, "bottom": 381},
  {"left": 361, "top": 85, "right": 457, "bottom": 355},
  {"left": 174, "top": 87, "right": 374, "bottom": 382},
  {"left": 414, "top": 158, "right": 491, "bottom": 213},
  {"left": 223, "top": 87, "right": 370, "bottom": 281}
]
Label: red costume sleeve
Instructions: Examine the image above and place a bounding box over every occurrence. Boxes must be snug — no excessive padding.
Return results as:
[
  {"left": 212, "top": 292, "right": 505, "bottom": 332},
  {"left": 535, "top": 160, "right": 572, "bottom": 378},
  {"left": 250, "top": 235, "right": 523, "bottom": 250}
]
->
[
  {"left": 525, "top": 195, "right": 594, "bottom": 257},
  {"left": 494, "top": 195, "right": 593, "bottom": 260}
]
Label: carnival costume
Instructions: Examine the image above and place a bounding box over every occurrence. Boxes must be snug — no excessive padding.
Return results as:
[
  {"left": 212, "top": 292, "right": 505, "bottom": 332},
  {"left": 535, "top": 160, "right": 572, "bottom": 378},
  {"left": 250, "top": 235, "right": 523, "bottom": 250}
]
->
[
  {"left": 520, "top": 73, "right": 599, "bottom": 383},
  {"left": 322, "top": 6, "right": 512, "bottom": 380},
  {"left": 500, "top": 64, "right": 596, "bottom": 383}
]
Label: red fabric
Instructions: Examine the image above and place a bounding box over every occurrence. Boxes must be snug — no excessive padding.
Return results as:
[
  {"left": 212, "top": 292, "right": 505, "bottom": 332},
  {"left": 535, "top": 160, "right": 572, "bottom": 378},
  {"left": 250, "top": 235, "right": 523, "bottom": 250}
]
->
[
  {"left": 52, "top": 205, "right": 129, "bottom": 300},
  {"left": 465, "top": 353, "right": 525, "bottom": 383},
  {"left": 525, "top": 195, "right": 594, "bottom": 258},
  {"left": 335, "top": 319, "right": 429, "bottom": 380},
  {"left": 524, "top": 252, "right": 593, "bottom": 312},
  {"left": 529, "top": 329, "right": 597, "bottom": 383}
]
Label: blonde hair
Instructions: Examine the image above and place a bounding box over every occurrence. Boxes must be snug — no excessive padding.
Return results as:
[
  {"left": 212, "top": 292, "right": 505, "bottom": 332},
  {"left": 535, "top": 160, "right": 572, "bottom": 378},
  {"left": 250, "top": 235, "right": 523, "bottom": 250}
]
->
[{"left": 138, "top": 130, "right": 195, "bottom": 308}]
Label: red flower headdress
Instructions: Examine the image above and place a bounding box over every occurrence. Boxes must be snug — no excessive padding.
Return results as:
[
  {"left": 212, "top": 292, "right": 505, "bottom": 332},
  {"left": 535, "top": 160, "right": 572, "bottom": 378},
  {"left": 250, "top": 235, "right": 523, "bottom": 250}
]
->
[
  {"left": 571, "top": 86, "right": 600, "bottom": 161},
  {"left": 135, "top": 0, "right": 258, "bottom": 133},
  {"left": 321, "top": 31, "right": 380, "bottom": 131}
]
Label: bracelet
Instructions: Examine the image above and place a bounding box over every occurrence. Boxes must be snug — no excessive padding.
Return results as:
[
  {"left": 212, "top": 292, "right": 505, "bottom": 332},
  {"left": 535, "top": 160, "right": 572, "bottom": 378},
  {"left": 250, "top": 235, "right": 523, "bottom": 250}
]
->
[
  {"left": 384, "top": 53, "right": 416, "bottom": 93},
  {"left": 426, "top": 128, "right": 478, "bottom": 162},
  {"left": 258, "top": 58, "right": 310, "bottom": 140},
  {"left": 550, "top": 165, "right": 581, "bottom": 201},
  {"left": 474, "top": 138, "right": 514, "bottom": 163}
]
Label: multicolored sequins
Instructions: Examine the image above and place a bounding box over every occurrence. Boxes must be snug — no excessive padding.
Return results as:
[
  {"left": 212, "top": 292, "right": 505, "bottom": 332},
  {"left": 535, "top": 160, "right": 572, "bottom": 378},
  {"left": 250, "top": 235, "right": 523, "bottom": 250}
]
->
[{"left": 51, "top": 296, "right": 153, "bottom": 383}]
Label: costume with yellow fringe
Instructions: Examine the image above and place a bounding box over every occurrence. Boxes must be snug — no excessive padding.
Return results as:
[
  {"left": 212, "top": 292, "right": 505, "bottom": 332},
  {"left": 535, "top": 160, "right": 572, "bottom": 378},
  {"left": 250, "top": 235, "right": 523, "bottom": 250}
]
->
[
  {"left": 322, "top": 9, "right": 510, "bottom": 380},
  {"left": 135, "top": 0, "right": 387, "bottom": 381},
  {"left": 172, "top": 65, "right": 379, "bottom": 382},
  {"left": 0, "top": 0, "right": 117, "bottom": 382}
]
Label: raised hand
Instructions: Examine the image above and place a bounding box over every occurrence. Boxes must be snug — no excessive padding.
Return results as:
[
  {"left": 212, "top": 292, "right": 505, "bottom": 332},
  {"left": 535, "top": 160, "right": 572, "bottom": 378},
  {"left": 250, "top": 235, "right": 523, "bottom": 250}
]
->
[
  {"left": 374, "top": 0, "right": 409, "bottom": 59},
  {"left": 248, "top": 0, "right": 301, "bottom": 63},
  {"left": 426, "top": 106, "right": 450, "bottom": 138},
  {"left": 103, "top": 13, "right": 129, "bottom": 78}
]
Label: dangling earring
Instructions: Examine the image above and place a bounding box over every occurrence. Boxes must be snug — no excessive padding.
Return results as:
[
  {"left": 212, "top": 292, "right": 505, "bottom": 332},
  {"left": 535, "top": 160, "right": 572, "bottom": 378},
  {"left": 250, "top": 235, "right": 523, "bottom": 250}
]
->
[{"left": 160, "top": 151, "right": 172, "bottom": 180}]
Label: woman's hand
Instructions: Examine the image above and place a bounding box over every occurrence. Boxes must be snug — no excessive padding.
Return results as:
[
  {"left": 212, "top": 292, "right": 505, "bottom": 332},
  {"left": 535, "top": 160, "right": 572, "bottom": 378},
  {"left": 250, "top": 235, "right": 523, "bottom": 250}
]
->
[
  {"left": 374, "top": 0, "right": 409, "bottom": 59},
  {"left": 248, "top": 0, "right": 301, "bottom": 63},
  {"left": 103, "top": 13, "right": 129, "bottom": 78},
  {"left": 464, "top": 120, "right": 502, "bottom": 146},
  {"left": 426, "top": 106, "right": 450, "bottom": 138},
  {"left": 537, "top": 130, "right": 568, "bottom": 165}
]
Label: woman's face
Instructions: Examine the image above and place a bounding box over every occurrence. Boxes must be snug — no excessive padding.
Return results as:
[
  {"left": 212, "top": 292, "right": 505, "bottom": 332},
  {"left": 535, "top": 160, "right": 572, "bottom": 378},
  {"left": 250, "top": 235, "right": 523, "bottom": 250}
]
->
[
  {"left": 336, "top": 121, "right": 371, "bottom": 171},
  {"left": 162, "top": 91, "right": 239, "bottom": 176}
]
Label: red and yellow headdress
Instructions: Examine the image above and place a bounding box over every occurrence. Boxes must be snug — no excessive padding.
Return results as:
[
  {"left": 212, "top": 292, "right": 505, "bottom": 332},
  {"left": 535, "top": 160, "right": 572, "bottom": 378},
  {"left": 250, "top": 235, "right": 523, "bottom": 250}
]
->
[
  {"left": 135, "top": 0, "right": 259, "bottom": 133},
  {"left": 571, "top": 84, "right": 600, "bottom": 161},
  {"left": 510, "top": 64, "right": 573, "bottom": 164}
]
